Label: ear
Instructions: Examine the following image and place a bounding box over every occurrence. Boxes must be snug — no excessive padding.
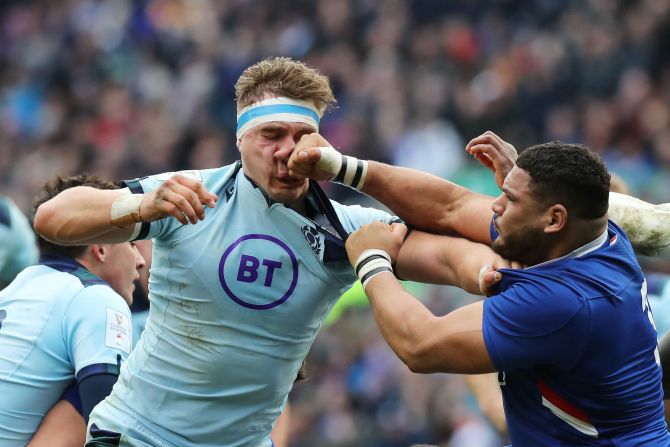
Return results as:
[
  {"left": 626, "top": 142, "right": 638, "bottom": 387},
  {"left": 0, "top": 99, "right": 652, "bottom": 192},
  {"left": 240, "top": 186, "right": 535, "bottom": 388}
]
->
[
  {"left": 90, "top": 244, "right": 107, "bottom": 262},
  {"left": 543, "top": 204, "right": 568, "bottom": 234}
]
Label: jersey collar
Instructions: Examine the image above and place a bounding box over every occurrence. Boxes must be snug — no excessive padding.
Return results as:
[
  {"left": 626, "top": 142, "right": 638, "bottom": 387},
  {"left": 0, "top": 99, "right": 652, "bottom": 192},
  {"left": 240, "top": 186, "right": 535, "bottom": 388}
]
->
[
  {"left": 529, "top": 229, "right": 608, "bottom": 269},
  {"left": 39, "top": 253, "right": 108, "bottom": 286}
]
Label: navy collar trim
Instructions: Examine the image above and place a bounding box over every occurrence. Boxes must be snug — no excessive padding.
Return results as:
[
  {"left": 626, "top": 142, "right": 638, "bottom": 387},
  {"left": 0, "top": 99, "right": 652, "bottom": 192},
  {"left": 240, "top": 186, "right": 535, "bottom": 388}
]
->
[{"left": 39, "top": 253, "right": 108, "bottom": 287}]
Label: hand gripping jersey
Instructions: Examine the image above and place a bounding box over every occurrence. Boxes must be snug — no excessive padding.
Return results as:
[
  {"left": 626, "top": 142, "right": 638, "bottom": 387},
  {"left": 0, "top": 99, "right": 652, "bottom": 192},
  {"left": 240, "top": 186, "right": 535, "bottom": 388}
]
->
[
  {"left": 483, "top": 221, "right": 670, "bottom": 446},
  {"left": 0, "top": 197, "right": 38, "bottom": 285},
  {"left": 89, "top": 163, "right": 394, "bottom": 447},
  {"left": 0, "top": 255, "right": 132, "bottom": 445}
]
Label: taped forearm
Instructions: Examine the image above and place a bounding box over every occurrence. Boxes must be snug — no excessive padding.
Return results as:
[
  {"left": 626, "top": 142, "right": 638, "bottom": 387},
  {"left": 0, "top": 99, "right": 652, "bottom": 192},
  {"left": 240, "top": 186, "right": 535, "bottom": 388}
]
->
[
  {"left": 35, "top": 186, "right": 137, "bottom": 244},
  {"left": 608, "top": 192, "right": 670, "bottom": 255}
]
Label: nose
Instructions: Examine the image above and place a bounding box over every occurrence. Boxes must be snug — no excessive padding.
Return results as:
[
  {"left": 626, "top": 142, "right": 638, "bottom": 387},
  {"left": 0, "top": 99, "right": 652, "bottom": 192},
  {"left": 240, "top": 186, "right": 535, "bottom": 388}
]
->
[
  {"left": 274, "top": 137, "right": 296, "bottom": 162},
  {"left": 134, "top": 247, "right": 146, "bottom": 271},
  {"left": 491, "top": 193, "right": 506, "bottom": 216}
]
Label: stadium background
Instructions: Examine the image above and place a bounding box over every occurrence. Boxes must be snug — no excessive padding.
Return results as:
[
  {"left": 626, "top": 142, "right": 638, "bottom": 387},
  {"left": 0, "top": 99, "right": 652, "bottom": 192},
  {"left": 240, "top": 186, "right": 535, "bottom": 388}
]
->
[{"left": 1, "top": 0, "right": 669, "bottom": 445}]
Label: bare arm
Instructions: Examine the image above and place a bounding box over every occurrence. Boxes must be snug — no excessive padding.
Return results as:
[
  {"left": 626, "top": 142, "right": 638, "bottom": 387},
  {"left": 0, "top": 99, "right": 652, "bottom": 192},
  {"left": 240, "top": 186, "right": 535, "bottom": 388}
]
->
[
  {"left": 28, "top": 400, "right": 85, "bottom": 447},
  {"left": 364, "top": 275, "right": 495, "bottom": 374},
  {"left": 344, "top": 222, "right": 496, "bottom": 374},
  {"left": 35, "top": 187, "right": 136, "bottom": 244},
  {"left": 287, "top": 134, "right": 494, "bottom": 243},
  {"left": 35, "top": 175, "right": 217, "bottom": 245},
  {"left": 362, "top": 162, "right": 494, "bottom": 242},
  {"left": 396, "top": 230, "right": 505, "bottom": 295}
]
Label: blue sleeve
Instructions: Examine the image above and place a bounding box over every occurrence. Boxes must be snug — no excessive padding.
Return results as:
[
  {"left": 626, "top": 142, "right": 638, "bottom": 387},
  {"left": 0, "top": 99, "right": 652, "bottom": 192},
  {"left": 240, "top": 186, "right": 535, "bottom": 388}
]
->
[
  {"left": 332, "top": 202, "right": 397, "bottom": 233},
  {"left": 60, "top": 382, "right": 83, "bottom": 416},
  {"left": 62, "top": 285, "right": 132, "bottom": 378},
  {"left": 78, "top": 372, "right": 118, "bottom": 422},
  {"left": 482, "top": 278, "right": 588, "bottom": 371}
]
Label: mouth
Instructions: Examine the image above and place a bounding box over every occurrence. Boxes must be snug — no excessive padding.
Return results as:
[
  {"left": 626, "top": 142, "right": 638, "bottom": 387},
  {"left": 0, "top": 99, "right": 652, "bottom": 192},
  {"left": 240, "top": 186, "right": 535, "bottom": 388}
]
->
[
  {"left": 276, "top": 175, "right": 305, "bottom": 187},
  {"left": 493, "top": 220, "right": 501, "bottom": 236}
]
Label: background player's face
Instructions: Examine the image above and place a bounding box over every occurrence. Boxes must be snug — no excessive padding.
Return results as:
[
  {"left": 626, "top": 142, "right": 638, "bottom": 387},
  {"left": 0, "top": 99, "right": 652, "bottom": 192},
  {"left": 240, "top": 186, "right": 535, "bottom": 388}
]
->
[
  {"left": 239, "top": 117, "right": 313, "bottom": 206},
  {"left": 99, "top": 242, "right": 145, "bottom": 305},
  {"left": 490, "top": 167, "right": 548, "bottom": 265}
]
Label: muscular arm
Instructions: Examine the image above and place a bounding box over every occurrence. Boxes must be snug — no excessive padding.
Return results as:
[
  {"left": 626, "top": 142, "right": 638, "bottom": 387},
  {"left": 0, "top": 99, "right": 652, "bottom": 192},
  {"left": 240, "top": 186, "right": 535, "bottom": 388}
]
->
[
  {"left": 287, "top": 138, "right": 494, "bottom": 243},
  {"left": 34, "top": 175, "right": 217, "bottom": 245},
  {"left": 361, "top": 162, "right": 495, "bottom": 242},
  {"left": 395, "top": 230, "right": 501, "bottom": 294},
  {"left": 364, "top": 274, "right": 495, "bottom": 374},
  {"left": 34, "top": 187, "right": 135, "bottom": 244}
]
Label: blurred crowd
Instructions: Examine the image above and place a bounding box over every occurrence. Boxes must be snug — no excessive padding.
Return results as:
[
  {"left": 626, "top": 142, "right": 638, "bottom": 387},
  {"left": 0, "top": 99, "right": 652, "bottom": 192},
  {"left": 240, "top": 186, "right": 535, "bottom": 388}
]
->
[{"left": 2, "top": 0, "right": 670, "bottom": 445}]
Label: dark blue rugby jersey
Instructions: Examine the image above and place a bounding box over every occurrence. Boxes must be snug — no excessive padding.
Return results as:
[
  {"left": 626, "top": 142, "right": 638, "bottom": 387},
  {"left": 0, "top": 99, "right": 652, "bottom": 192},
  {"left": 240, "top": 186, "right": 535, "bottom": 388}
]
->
[{"left": 483, "top": 220, "right": 670, "bottom": 446}]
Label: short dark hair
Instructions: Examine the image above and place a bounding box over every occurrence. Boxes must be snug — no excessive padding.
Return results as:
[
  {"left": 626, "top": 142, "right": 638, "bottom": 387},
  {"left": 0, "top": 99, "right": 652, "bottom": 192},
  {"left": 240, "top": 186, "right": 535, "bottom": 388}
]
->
[
  {"left": 33, "top": 174, "right": 120, "bottom": 258},
  {"left": 516, "top": 142, "right": 610, "bottom": 219}
]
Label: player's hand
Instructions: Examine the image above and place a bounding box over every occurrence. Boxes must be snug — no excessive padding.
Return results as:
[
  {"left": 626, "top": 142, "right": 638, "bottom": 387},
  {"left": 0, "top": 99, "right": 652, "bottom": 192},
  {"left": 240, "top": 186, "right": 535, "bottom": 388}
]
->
[
  {"left": 139, "top": 175, "right": 217, "bottom": 225},
  {"left": 465, "top": 131, "right": 518, "bottom": 189},
  {"left": 478, "top": 256, "right": 524, "bottom": 296},
  {"left": 288, "top": 133, "right": 339, "bottom": 181},
  {"left": 345, "top": 222, "right": 408, "bottom": 268}
]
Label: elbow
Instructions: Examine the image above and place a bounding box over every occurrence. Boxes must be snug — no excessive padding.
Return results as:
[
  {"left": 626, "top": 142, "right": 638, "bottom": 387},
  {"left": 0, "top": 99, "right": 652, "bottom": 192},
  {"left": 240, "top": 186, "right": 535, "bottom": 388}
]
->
[
  {"left": 401, "top": 342, "right": 435, "bottom": 374},
  {"left": 33, "top": 202, "right": 56, "bottom": 240},
  {"left": 34, "top": 201, "right": 73, "bottom": 244}
]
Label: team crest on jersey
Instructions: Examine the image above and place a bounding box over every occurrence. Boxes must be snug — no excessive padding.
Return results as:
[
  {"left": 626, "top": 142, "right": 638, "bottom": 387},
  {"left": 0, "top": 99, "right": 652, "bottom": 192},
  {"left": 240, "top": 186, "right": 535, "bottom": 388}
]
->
[{"left": 301, "top": 225, "right": 322, "bottom": 257}]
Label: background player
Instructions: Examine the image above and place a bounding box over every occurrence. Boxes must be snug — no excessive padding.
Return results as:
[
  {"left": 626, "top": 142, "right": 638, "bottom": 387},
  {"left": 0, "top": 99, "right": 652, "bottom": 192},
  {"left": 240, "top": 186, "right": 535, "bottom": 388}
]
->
[{"left": 0, "top": 174, "right": 145, "bottom": 446}]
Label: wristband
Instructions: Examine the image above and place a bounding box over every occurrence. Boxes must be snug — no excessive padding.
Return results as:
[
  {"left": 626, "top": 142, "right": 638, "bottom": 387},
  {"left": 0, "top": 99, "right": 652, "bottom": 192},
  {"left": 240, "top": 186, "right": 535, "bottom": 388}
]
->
[
  {"left": 354, "top": 249, "right": 394, "bottom": 291},
  {"left": 316, "top": 146, "right": 368, "bottom": 190},
  {"left": 110, "top": 189, "right": 145, "bottom": 228}
]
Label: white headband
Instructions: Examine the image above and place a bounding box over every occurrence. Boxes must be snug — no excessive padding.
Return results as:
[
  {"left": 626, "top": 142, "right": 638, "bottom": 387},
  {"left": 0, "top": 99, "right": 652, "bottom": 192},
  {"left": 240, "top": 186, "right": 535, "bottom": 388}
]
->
[{"left": 236, "top": 97, "right": 321, "bottom": 140}]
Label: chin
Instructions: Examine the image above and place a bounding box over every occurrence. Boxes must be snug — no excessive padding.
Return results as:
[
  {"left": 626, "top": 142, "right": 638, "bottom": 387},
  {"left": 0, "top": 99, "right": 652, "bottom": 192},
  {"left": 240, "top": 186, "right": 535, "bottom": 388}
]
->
[{"left": 269, "top": 186, "right": 307, "bottom": 204}]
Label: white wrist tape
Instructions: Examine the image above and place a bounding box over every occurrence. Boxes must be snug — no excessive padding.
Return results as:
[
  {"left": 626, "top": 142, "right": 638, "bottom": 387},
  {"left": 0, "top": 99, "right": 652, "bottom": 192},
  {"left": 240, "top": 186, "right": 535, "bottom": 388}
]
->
[
  {"left": 354, "top": 249, "right": 394, "bottom": 291},
  {"left": 110, "top": 188, "right": 145, "bottom": 229},
  {"left": 316, "top": 146, "right": 368, "bottom": 190}
]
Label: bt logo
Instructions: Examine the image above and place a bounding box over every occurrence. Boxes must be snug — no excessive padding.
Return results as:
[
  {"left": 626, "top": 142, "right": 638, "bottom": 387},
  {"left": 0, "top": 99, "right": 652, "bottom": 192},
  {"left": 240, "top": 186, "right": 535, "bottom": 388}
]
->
[{"left": 219, "top": 234, "right": 298, "bottom": 310}]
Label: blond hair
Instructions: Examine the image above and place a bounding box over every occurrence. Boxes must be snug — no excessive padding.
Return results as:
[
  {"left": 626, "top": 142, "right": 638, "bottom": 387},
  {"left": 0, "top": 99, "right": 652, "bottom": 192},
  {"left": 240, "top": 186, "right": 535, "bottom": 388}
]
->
[{"left": 235, "top": 57, "right": 336, "bottom": 115}]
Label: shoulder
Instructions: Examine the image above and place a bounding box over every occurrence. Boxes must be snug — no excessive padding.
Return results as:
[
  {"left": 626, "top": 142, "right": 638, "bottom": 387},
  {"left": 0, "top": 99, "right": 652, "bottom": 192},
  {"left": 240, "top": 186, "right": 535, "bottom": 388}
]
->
[
  {"left": 68, "top": 283, "right": 129, "bottom": 315},
  {"left": 485, "top": 270, "right": 587, "bottom": 337},
  {"left": 329, "top": 201, "right": 395, "bottom": 230},
  {"left": 123, "top": 163, "right": 240, "bottom": 193}
]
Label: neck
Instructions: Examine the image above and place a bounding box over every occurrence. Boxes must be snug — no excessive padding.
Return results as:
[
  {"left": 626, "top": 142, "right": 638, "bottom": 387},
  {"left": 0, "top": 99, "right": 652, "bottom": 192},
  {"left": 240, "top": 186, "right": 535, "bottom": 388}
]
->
[
  {"left": 543, "top": 215, "right": 608, "bottom": 263},
  {"left": 286, "top": 198, "right": 309, "bottom": 216},
  {"left": 75, "top": 254, "right": 98, "bottom": 277}
]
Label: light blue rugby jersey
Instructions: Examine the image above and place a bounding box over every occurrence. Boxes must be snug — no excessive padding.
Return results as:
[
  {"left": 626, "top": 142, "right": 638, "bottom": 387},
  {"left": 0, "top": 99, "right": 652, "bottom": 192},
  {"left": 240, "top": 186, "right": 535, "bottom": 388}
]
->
[
  {"left": 91, "top": 162, "right": 394, "bottom": 447},
  {"left": 0, "top": 197, "right": 38, "bottom": 284},
  {"left": 0, "top": 254, "right": 132, "bottom": 445}
]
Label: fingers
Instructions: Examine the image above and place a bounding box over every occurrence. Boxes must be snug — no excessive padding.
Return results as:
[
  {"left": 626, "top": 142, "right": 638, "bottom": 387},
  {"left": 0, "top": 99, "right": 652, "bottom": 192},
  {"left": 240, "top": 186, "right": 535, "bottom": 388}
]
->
[
  {"left": 345, "top": 221, "right": 406, "bottom": 265},
  {"left": 478, "top": 263, "right": 503, "bottom": 296},
  {"left": 172, "top": 175, "right": 218, "bottom": 208},
  {"left": 465, "top": 130, "right": 505, "bottom": 152},
  {"left": 510, "top": 260, "right": 525, "bottom": 270},
  {"left": 147, "top": 175, "right": 218, "bottom": 225},
  {"left": 390, "top": 222, "right": 409, "bottom": 240},
  {"left": 295, "top": 133, "right": 330, "bottom": 153},
  {"left": 492, "top": 256, "right": 524, "bottom": 271},
  {"left": 465, "top": 131, "right": 514, "bottom": 160}
]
